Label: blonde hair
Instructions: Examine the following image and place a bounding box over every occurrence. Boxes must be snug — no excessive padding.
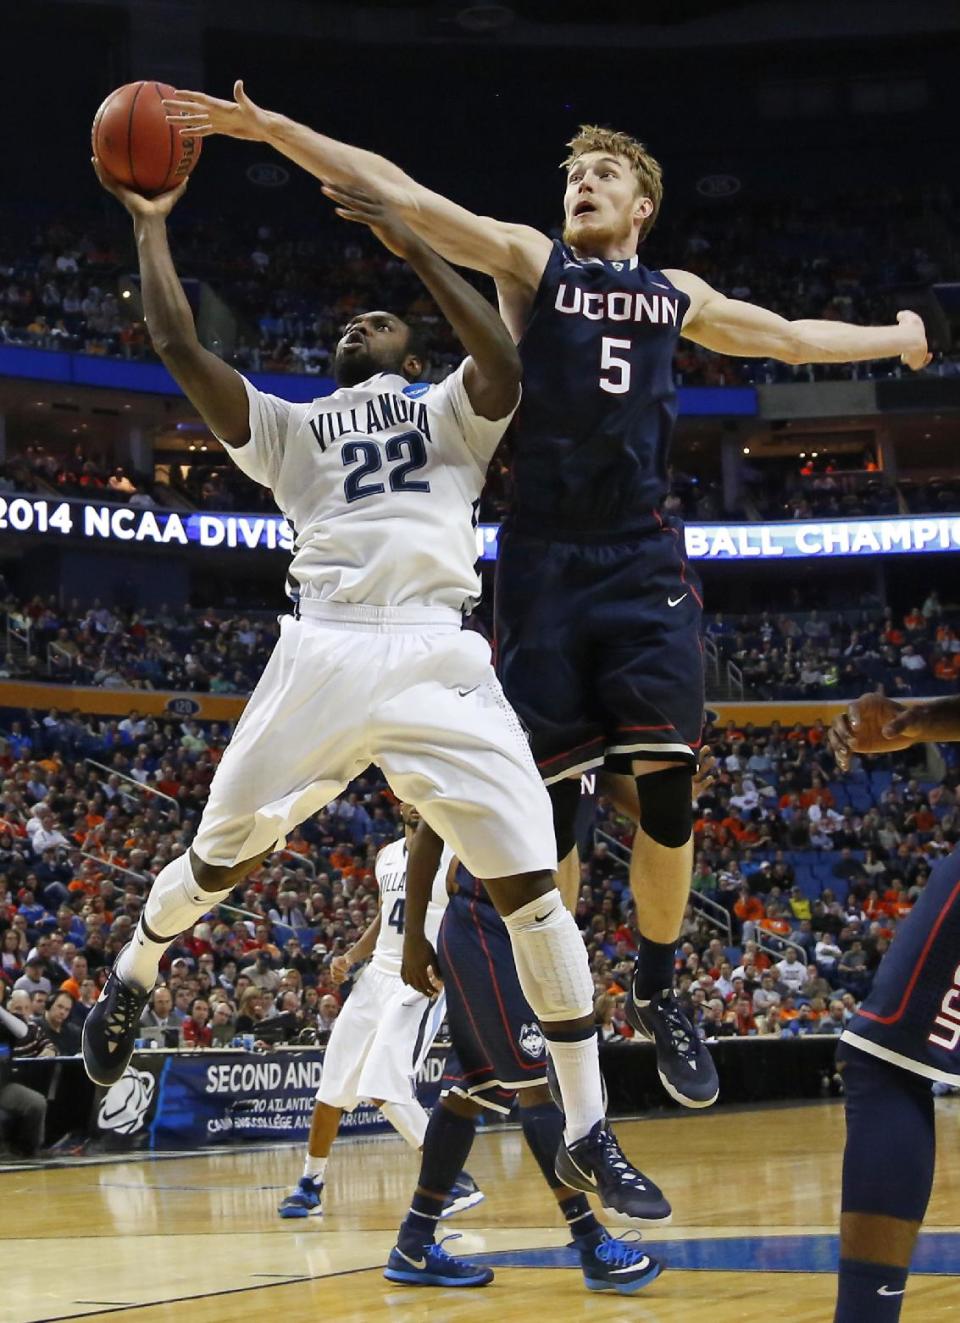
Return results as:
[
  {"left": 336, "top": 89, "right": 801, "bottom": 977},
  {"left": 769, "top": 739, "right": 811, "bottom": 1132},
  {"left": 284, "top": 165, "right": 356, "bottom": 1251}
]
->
[{"left": 562, "top": 124, "right": 664, "bottom": 241}]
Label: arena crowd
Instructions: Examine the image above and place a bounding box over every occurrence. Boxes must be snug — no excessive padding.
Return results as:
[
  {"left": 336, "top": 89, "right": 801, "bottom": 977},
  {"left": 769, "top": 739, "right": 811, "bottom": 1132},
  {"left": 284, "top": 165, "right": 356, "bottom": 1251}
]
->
[{"left": 1, "top": 689, "right": 954, "bottom": 1154}]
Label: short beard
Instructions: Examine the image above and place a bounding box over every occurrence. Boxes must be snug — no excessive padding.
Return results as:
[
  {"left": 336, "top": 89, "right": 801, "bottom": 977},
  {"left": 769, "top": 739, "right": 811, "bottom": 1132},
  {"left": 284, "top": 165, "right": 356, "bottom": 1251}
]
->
[
  {"left": 562, "top": 218, "right": 637, "bottom": 256},
  {"left": 334, "top": 347, "right": 379, "bottom": 388}
]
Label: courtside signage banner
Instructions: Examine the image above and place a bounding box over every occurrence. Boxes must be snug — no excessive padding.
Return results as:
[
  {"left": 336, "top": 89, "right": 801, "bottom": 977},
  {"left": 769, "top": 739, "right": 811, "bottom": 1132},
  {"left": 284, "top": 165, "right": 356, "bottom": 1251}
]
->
[
  {"left": 89, "top": 1046, "right": 448, "bottom": 1151},
  {"left": 4, "top": 493, "right": 960, "bottom": 561},
  {"left": 479, "top": 516, "right": 960, "bottom": 562},
  {"left": 0, "top": 494, "right": 293, "bottom": 551}
]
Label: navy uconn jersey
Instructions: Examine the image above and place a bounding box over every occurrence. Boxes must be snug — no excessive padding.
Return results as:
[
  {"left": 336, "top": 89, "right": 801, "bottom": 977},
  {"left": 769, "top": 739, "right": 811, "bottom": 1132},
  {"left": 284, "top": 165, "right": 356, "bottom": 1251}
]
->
[
  {"left": 840, "top": 847, "right": 960, "bottom": 1086},
  {"left": 513, "top": 241, "right": 690, "bottom": 534}
]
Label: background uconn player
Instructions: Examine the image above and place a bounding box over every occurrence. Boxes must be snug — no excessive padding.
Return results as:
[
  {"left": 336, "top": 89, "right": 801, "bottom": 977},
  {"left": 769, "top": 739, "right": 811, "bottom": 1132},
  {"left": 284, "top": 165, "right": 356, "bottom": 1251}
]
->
[
  {"left": 82, "top": 163, "right": 660, "bottom": 1241},
  {"left": 277, "top": 803, "right": 482, "bottom": 1222},
  {"left": 380, "top": 821, "right": 663, "bottom": 1294},
  {"left": 830, "top": 693, "right": 960, "bottom": 1323},
  {"left": 166, "top": 88, "right": 931, "bottom": 1117}
]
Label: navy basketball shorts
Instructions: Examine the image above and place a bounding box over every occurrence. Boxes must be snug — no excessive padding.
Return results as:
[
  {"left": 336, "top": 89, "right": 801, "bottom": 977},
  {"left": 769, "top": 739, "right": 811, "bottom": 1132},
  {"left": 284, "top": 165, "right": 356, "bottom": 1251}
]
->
[
  {"left": 494, "top": 518, "right": 704, "bottom": 784},
  {"left": 437, "top": 890, "right": 548, "bottom": 1113},
  {"left": 840, "top": 846, "right": 960, "bottom": 1085}
]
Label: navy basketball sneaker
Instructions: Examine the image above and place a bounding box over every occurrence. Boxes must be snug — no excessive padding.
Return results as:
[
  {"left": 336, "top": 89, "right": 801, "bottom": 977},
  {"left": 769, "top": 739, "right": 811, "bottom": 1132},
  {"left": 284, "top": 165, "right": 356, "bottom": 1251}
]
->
[
  {"left": 278, "top": 1176, "right": 323, "bottom": 1218},
  {"left": 81, "top": 951, "right": 151, "bottom": 1087},
  {"left": 576, "top": 1231, "right": 664, "bottom": 1294},
  {"left": 555, "top": 1120, "right": 672, "bottom": 1226},
  {"left": 625, "top": 986, "right": 719, "bottom": 1108},
  {"left": 384, "top": 1235, "right": 494, "bottom": 1287}
]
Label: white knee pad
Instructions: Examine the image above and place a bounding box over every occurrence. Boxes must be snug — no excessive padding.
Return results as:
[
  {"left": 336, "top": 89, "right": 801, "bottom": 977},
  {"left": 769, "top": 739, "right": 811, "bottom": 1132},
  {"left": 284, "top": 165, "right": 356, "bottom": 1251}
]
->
[
  {"left": 379, "top": 1100, "right": 428, "bottom": 1149},
  {"left": 501, "top": 889, "right": 594, "bottom": 1023}
]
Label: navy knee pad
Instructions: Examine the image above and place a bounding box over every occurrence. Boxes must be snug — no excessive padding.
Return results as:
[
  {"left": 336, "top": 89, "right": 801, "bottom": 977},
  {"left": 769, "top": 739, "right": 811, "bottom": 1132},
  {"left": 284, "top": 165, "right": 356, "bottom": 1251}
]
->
[
  {"left": 635, "top": 766, "right": 693, "bottom": 848},
  {"left": 548, "top": 777, "right": 581, "bottom": 859}
]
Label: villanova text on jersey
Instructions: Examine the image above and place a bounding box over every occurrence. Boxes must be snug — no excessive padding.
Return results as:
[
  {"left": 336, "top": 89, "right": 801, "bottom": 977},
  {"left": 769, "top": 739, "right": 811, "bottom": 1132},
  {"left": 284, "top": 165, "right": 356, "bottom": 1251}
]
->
[
  {"left": 307, "top": 391, "right": 432, "bottom": 450},
  {"left": 514, "top": 242, "right": 690, "bottom": 534}
]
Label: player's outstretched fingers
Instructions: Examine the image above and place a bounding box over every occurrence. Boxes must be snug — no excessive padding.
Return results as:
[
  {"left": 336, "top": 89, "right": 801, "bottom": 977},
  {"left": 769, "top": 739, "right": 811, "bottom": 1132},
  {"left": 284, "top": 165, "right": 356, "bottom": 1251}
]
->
[{"left": 828, "top": 713, "right": 854, "bottom": 771}]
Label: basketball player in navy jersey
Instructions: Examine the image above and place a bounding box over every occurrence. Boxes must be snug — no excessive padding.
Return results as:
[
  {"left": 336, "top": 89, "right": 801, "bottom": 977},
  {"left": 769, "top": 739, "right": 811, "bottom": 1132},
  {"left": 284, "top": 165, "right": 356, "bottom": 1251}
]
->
[
  {"left": 168, "top": 86, "right": 931, "bottom": 1116},
  {"left": 831, "top": 693, "right": 960, "bottom": 1323},
  {"left": 382, "top": 819, "right": 663, "bottom": 1293}
]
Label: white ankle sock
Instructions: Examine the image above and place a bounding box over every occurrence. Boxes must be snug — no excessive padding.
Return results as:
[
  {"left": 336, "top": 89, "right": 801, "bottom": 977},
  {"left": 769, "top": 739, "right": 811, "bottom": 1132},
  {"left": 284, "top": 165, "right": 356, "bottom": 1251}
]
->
[
  {"left": 546, "top": 1036, "right": 605, "bottom": 1145},
  {"left": 116, "top": 853, "right": 230, "bottom": 991},
  {"left": 303, "top": 1154, "right": 328, "bottom": 1183}
]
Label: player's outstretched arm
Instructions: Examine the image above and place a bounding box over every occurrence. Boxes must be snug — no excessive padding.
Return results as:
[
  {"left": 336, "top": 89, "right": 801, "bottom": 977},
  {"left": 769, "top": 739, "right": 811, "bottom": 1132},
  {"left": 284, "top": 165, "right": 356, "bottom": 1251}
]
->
[
  {"left": 668, "top": 269, "right": 931, "bottom": 371},
  {"left": 91, "top": 159, "right": 249, "bottom": 445},
  {"left": 401, "top": 820, "right": 444, "bottom": 999},
  {"left": 330, "top": 910, "right": 382, "bottom": 984},
  {"left": 829, "top": 693, "right": 960, "bottom": 771},
  {"left": 328, "top": 184, "right": 520, "bottom": 419},
  {"left": 163, "top": 81, "right": 550, "bottom": 285}
]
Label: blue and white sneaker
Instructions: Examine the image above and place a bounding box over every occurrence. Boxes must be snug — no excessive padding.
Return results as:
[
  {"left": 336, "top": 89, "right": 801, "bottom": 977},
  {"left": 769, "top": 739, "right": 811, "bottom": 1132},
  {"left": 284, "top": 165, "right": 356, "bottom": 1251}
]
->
[
  {"left": 556, "top": 1120, "right": 672, "bottom": 1227},
  {"left": 277, "top": 1176, "right": 323, "bottom": 1219},
  {"left": 577, "top": 1231, "right": 664, "bottom": 1294},
  {"left": 440, "top": 1170, "right": 485, "bottom": 1219},
  {"left": 625, "top": 985, "right": 719, "bottom": 1109},
  {"left": 384, "top": 1234, "right": 494, "bottom": 1287}
]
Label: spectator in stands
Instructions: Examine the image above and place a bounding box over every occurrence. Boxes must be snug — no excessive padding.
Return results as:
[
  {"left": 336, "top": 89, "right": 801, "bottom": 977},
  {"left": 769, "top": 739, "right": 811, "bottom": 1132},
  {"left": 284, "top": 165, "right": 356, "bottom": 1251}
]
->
[
  {"left": 317, "top": 994, "right": 340, "bottom": 1038},
  {"left": 13, "top": 957, "right": 51, "bottom": 1000},
  {"left": 140, "top": 986, "right": 177, "bottom": 1037},
  {"left": 181, "top": 997, "right": 213, "bottom": 1048},
  {"left": 235, "top": 988, "right": 266, "bottom": 1034},
  {"left": 0, "top": 982, "right": 48, "bottom": 1156},
  {"left": 41, "top": 990, "right": 81, "bottom": 1055}
]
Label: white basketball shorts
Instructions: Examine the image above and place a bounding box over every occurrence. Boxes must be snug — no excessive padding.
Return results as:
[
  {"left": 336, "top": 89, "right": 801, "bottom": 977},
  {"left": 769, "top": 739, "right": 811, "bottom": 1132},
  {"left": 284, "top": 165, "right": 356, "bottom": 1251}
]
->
[
  {"left": 316, "top": 964, "right": 446, "bottom": 1110},
  {"left": 191, "top": 602, "right": 558, "bottom": 879}
]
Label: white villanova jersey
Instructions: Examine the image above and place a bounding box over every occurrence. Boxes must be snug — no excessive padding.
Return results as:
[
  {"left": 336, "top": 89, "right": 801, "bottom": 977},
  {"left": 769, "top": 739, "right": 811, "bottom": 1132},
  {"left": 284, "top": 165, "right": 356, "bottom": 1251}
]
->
[
  {"left": 371, "top": 835, "right": 451, "bottom": 978},
  {"left": 224, "top": 363, "right": 515, "bottom": 614}
]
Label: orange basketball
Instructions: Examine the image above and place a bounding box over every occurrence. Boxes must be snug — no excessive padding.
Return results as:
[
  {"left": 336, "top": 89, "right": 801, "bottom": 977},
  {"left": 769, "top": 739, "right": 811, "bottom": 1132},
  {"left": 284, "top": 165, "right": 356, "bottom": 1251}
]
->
[
  {"left": 92, "top": 81, "right": 202, "bottom": 196},
  {"left": 847, "top": 692, "right": 915, "bottom": 754}
]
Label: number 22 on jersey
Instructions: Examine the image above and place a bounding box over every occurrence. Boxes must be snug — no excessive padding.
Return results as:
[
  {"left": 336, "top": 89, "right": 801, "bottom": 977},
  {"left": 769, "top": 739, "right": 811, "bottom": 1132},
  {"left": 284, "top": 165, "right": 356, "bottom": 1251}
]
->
[{"left": 342, "top": 429, "right": 431, "bottom": 503}]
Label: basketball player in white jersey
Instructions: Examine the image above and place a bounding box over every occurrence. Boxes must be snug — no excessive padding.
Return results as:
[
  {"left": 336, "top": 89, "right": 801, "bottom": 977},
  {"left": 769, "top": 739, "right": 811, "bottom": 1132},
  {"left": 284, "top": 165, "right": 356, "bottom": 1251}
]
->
[
  {"left": 83, "top": 163, "right": 664, "bottom": 1252},
  {"left": 278, "top": 803, "right": 482, "bottom": 1220}
]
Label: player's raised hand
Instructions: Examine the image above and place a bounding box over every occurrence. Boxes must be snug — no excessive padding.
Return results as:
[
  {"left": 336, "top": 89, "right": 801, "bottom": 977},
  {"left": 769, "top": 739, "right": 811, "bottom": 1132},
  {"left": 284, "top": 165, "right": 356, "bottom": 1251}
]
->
[
  {"left": 896, "top": 310, "right": 932, "bottom": 372},
  {"left": 321, "top": 181, "right": 424, "bottom": 260},
  {"left": 828, "top": 692, "right": 918, "bottom": 772},
  {"left": 92, "top": 157, "right": 187, "bottom": 219},
  {"left": 163, "top": 79, "right": 271, "bottom": 142},
  {"left": 402, "top": 933, "right": 443, "bottom": 999},
  {"left": 692, "top": 745, "right": 718, "bottom": 801}
]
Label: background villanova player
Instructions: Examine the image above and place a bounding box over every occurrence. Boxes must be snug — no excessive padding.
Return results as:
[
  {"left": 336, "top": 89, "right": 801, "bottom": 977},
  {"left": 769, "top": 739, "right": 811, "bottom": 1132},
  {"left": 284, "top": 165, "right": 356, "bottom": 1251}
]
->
[{"left": 168, "top": 87, "right": 931, "bottom": 1130}]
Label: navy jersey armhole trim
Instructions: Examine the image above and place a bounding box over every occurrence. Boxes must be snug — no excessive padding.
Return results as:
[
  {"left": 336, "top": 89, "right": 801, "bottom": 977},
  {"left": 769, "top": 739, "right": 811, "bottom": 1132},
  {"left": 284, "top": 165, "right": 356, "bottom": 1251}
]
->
[{"left": 514, "top": 240, "right": 565, "bottom": 355}]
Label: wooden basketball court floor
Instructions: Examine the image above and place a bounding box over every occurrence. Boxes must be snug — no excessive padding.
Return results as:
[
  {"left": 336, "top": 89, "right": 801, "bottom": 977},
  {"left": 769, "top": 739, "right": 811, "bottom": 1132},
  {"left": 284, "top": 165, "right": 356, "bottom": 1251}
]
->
[{"left": 3, "top": 1100, "right": 960, "bottom": 1323}]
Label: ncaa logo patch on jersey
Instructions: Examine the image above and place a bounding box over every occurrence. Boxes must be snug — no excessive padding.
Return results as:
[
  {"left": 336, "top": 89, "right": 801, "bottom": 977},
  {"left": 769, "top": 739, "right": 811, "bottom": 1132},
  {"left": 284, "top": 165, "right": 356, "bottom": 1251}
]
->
[
  {"left": 518, "top": 1022, "right": 546, "bottom": 1059},
  {"left": 403, "top": 382, "right": 431, "bottom": 399}
]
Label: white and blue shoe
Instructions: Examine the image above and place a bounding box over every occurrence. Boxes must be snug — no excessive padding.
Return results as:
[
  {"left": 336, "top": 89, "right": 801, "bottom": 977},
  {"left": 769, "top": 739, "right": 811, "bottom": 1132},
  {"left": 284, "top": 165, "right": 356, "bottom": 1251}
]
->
[
  {"left": 440, "top": 1170, "right": 485, "bottom": 1219},
  {"left": 277, "top": 1176, "right": 323, "bottom": 1219},
  {"left": 577, "top": 1231, "right": 664, "bottom": 1294},
  {"left": 384, "top": 1235, "right": 493, "bottom": 1287}
]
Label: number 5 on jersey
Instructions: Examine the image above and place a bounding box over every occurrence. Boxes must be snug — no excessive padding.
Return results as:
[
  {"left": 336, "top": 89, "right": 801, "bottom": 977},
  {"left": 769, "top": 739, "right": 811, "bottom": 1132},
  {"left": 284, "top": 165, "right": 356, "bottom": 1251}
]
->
[{"left": 600, "top": 336, "right": 631, "bottom": 394}]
